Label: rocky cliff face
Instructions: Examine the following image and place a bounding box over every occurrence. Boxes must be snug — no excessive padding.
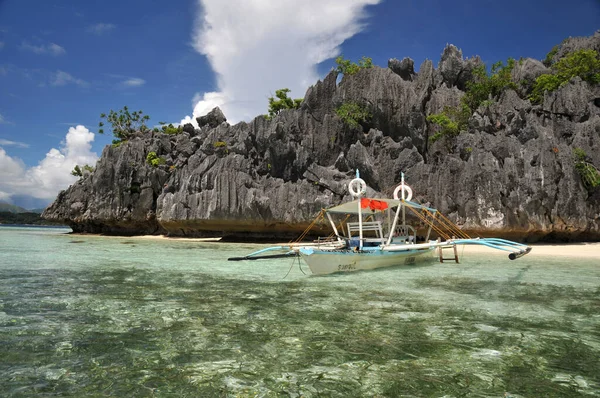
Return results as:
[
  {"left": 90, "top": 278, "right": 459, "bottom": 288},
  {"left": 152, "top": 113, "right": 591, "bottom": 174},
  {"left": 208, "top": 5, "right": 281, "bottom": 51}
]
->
[{"left": 43, "top": 33, "right": 600, "bottom": 241}]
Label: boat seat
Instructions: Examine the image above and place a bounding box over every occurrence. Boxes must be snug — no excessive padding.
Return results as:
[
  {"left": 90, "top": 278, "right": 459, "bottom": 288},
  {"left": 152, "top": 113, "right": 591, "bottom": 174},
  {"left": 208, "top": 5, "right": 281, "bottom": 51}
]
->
[
  {"left": 346, "top": 221, "right": 384, "bottom": 248},
  {"left": 347, "top": 221, "right": 383, "bottom": 236}
]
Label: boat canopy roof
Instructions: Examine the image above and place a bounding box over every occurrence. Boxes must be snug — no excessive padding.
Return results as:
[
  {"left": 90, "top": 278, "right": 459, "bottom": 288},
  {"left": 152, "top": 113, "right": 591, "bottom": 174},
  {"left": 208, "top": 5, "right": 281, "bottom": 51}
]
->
[{"left": 325, "top": 197, "right": 438, "bottom": 214}]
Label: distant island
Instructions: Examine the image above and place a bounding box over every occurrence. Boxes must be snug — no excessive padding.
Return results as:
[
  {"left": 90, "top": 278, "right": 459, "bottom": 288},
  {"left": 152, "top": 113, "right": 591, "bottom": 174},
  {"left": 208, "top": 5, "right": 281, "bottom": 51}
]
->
[
  {"left": 43, "top": 31, "right": 600, "bottom": 242},
  {"left": 0, "top": 202, "right": 41, "bottom": 213},
  {"left": 0, "top": 211, "right": 50, "bottom": 225},
  {"left": 0, "top": 202, "right": 58, "bottom": 226}
]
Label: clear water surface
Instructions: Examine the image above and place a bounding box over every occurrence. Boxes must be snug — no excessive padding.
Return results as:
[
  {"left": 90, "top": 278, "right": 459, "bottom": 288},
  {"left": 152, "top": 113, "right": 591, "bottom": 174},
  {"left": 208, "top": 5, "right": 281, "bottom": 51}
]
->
[{"left": 0, "top": 225, "right": 598, "bottom": 397}]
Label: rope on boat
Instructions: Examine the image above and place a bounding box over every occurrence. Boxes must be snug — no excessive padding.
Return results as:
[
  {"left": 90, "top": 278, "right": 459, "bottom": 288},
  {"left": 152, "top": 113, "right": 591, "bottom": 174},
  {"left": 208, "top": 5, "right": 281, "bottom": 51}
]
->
[
  {"left": 290, "top": 210, "right": 351, "bottom": 243},
  {"left": 405, "top": 205, "right": 471, "bottom": 240},
  {"left": 290, "top": 209, "right": 326, "bottom": 244},
  {"left": 282, "top": 253, "right": 306, "bottom": 279},
  {"left": 404, "top": 207, "right": 450, "bottom": 240},
  {"left": 282, "top": 257, "right": 295, "bottom": 279},
  {"left": 327, "top": 214, "right": 351, "bottom": 240},
  {"left": 404, "top": 206, "right": 445, "bottom": 239},
  {"left": 433, "top": 210, "right": 473, "bottom": 239}
]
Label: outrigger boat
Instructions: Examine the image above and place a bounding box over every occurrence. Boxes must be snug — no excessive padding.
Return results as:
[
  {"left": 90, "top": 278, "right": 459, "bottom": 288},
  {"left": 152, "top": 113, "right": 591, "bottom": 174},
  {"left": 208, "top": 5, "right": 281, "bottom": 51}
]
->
[{"left": 230, "top": 171, "right": 532, "bottom": 275}]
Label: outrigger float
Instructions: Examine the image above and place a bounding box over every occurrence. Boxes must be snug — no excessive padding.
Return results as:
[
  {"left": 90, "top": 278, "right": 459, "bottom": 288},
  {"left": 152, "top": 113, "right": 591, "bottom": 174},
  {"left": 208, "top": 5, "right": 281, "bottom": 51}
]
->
[{"left": 229, "top": 171, "right": 531, "bottom": 275}]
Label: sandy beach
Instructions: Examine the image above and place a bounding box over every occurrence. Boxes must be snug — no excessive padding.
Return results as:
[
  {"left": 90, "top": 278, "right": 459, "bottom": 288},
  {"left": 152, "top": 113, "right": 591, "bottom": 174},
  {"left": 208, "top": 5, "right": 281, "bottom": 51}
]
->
[{"left": 134, "top": 234, "right": 222, "bottom": 242}]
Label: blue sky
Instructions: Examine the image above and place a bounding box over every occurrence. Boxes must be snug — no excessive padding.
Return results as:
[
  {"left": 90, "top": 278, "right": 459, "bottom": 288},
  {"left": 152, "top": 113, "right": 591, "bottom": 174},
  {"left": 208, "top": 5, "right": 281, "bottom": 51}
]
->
[{"left": 0, "top": 0, "right": 598, "bottom": 208}]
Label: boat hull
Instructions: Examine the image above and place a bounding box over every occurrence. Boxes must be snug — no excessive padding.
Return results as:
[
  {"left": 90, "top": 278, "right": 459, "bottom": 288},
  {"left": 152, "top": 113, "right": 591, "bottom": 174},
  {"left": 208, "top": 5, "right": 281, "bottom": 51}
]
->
[{"left": 299, "top": 247, "right": 437, "bottom": 275}]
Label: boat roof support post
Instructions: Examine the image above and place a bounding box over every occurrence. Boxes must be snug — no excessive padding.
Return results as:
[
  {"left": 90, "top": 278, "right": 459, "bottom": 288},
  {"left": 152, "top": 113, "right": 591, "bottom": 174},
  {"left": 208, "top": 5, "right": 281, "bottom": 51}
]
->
[
  {"left": 385, "top": 203, "right": 403, "bottom": 246},
  {"left": 325, "top": 212, "right": 343, "bottom": 243},
  {"left": 358, "top": 197, "right": 363, "bottom": 249},
  {"left": 401, "top": 172, "right": 407, "bottom": 226},
  {"left": 387, "top": 208, "right": 392, "bottom": 238}
]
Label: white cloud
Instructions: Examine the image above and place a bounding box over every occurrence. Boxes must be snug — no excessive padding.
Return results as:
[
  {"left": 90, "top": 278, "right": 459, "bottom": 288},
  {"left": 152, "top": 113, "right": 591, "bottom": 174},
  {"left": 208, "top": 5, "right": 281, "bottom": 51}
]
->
[
  {"left": 48, "top": 43, "right": 65, "bottom": 55},
  {"left": 0, "top": 139, "right": 28, "bottom": 148},
  {"left": 182, "top": 0, "right": 380, "bottom": 124},
  {"left": 86, "top": 23, "right": 116, "bottom": 35},
  {"left": 0, "top": 125, "right": 98, "bottom": 201},
  {"left": 0, "top": 41, "right": 4, "bottom": 49},
  {"left": 121, "top": 77, "right": 146, "bottom": 87},
  {"left": 0, "top": 147, "right": 26, "bottom": 178},
  {"left": 51, "top": 70, "right": 89, "bottom": 87},
  {"left": 105, "top": 74, "right": 146, "bottom": 88},
  {"left": 20, "top": 41, "right": 66, "bottom": 56},
  {"left": 0, "top": 114, "right": 15, "bottom": 125}
]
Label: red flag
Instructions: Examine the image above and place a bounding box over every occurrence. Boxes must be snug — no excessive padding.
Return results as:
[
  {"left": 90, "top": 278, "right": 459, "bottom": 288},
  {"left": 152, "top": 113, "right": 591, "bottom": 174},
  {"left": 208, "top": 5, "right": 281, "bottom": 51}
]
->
[
  {"left": 360, "top": 198, "right": 388, "bottom": 211},
  {"left": 370, "top": 199, "right": 388, "bottom": 211},
  {"left": 360, "top": 198, "right": 371, "bottom": 209}
]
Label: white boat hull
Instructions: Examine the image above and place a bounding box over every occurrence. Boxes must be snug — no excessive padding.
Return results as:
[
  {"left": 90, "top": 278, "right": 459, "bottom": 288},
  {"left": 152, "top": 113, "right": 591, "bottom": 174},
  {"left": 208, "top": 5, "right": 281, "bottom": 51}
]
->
[{"left": 299, "top": 246, "right": 437, "bottom": 275}]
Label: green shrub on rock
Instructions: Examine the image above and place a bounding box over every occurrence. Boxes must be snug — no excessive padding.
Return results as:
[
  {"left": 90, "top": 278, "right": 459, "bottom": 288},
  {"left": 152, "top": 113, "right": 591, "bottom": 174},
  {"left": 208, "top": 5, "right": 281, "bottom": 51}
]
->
[
  {"left": 427, "top": 111, "right": 459, "bottom": 143},
  {"left": 146, "top": 151, "right": 165, "bottom": 167},
  {"left": 427, "top": 103, "right": 471, "bottom": 143},
  {"left": 573, "top": 148, "right": 600, "bottom": 191},
  {"left": 335, "top": 102, "right": 371, "bottom": 128},
  {"left": 427, "top": 58, "right": 517, "bottom": 144},
  {"left": 213, "top": 141, "right": 228, "bottom": 154},
  {"left": 267, "top": 88, "right": 302, "bottom": 119},
  {"left": 543, "top": 45, "right": 559, "bottom": 67},
  {"left": 71, "top": 164, "right": 94, "bottom": 178},
  {"left": 530, "top": 49, "right": 600, "bottom": 103},
  {"left": 71, "top": 165, "right": 83, "bottom": 177},
  {"left": 462, "top": 59, "right": 517, "bottom": 112},
  {"left": 159, "top": 122, "right": 183, "bottom": 135},
  {"left": 335, "top": 55, "right": 374, "bottom": 76}
]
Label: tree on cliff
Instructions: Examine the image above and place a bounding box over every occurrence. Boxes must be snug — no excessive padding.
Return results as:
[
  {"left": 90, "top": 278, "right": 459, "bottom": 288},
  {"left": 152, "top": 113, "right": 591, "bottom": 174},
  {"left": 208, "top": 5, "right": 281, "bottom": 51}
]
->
[
  {"left": 335, "top": 55, "right": 373, "bottom": 75},
  {"left": 267, "top": 88, "right": 302, "bottom": 119},
  {"left": 71, "top": 164, "right": 94, "bottom": 178},
  {"left": 98, "top": 106, "right": 150, "bottom": 141}
]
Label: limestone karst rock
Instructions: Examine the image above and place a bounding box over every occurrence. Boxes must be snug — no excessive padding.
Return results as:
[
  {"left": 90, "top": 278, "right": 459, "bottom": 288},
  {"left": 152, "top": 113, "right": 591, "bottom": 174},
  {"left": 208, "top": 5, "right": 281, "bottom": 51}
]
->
[
  {"left": 388, "top": 57, "right": 415, "bottom": 81},
  {"left": 43, "top": 33, "right": 600, "bottom": 241}
]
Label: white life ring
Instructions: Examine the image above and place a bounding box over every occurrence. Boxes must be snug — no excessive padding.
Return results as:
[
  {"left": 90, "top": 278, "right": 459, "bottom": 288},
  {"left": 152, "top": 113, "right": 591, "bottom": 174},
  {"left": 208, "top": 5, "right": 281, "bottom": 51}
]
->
[
  {"left": 393, "top": 183, "right": 413, "bottom": 201},
  {"left": 348, "top": 178, "right": 367, "bottom": 197}
]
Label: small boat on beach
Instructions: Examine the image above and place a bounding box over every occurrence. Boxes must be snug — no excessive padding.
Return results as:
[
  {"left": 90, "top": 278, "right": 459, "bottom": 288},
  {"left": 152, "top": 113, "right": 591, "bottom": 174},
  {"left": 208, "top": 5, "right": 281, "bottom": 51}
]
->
[{"left": 230, "top": 171, "right": 532, "bottom": 275}]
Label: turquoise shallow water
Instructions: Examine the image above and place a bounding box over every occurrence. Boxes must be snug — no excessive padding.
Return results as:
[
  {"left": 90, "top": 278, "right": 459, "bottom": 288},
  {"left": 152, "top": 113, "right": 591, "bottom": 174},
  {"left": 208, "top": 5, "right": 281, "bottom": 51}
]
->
[{"left": 0, "top": 226, "right": 599, "bottom": 397}]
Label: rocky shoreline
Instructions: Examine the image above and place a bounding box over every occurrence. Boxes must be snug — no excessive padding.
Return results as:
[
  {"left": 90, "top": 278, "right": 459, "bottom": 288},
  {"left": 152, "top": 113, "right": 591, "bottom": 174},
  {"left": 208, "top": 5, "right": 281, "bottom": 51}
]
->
[{"left": 43, "top": 32, "right": 600, "bottom": 242}]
